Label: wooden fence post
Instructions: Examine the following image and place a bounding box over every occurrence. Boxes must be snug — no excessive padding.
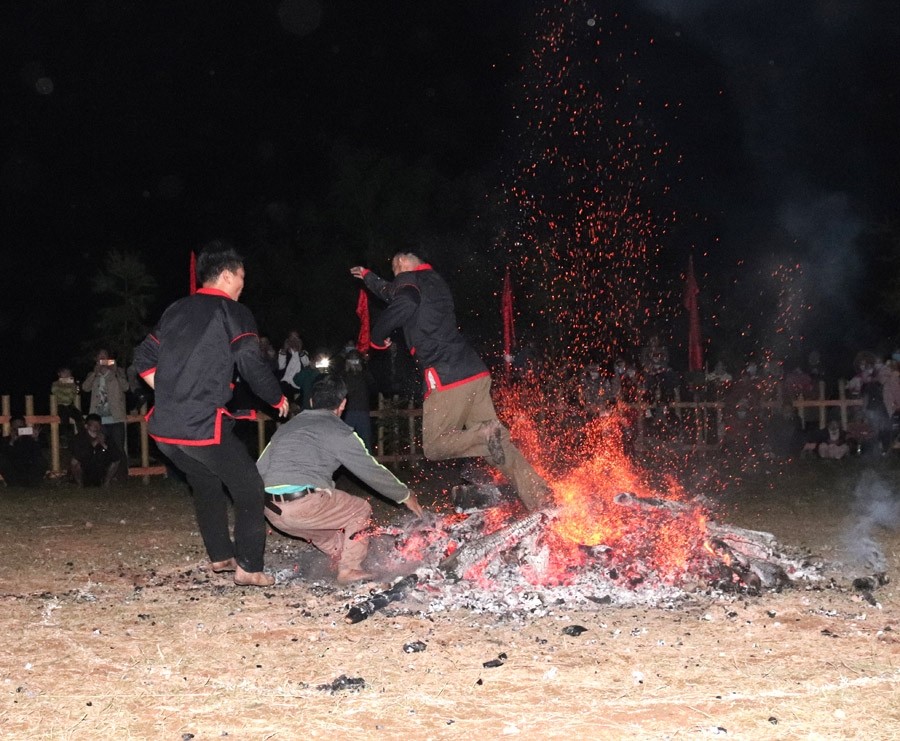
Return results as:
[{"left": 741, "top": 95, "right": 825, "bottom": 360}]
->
[
  {"left": 139, "top": 403, "right": 150, "bottom": 471},
  {"left": 49, "top": 395, "right": 61, "bottom": 473},
  {"left": 1, "top": 396, "right": 8, "bottom": 437},
  {"left": 257, "top": 416, "right": 267, "bottom": 457}
]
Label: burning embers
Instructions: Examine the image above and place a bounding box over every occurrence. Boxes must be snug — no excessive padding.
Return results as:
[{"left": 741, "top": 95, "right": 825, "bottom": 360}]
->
[
  {"left": 387, "top": 490, "right": 808, "bottom": 596},
  {"left": 344, "top": 407, "right": 825, "bottom": 618},
  {"left": 347, "top": 487, "right": 820, "bottom": 625}
]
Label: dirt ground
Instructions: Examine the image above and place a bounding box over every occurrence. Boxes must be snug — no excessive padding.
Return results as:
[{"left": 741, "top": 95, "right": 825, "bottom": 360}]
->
[{"left": 2, "top": 457, "right": 899, "bottom": 740}]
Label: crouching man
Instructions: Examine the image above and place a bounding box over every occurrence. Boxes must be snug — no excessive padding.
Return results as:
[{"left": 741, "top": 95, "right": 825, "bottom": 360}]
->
[
  {"left": 257, "top": 374, "right": 424, "bottom": 584},
  {"left": 70, "top": 414, "right": 122, "bottom": 487}
]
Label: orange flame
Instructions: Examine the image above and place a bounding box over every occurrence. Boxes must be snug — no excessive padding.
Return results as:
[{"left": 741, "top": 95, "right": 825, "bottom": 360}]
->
[{"left": 499, "top": 379, "right": 711, "bottom": 585}]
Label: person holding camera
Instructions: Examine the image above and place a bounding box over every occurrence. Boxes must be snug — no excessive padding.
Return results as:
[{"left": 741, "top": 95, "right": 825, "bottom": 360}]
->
[
  {"left": 82, "top": 349, "right": 129, "bottom": 474},
  {"left": 277, "top": 329, "right": 310, "bottom": 402}
]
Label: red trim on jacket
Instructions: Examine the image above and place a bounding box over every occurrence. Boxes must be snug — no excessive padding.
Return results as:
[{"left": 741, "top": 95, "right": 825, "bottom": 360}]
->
[
  {"left": 423, "top": 368, "right": 490, "bottom": 398},
  {"left": 149, "top": 408, "right": 226, "bottom": 446},
  {"left": 412, "top": 264, "right": 433, "bottom": 272},
  {"left": 139, "top": 367, "right": 157, "bottom": 379},
  {"left": 196, "top": 287, "right": 232, "bottom": 299},
  {"left": 370, "top": 340, "right": 390, "bottom": 350},
  {"left": 272, "top": 395, "right": 287, "bottom": 410},
  {"left": 230, "top": 332, "right": 258, "bottom": 344}
]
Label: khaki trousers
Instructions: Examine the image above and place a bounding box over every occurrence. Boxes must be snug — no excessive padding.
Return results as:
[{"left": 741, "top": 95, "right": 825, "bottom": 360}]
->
[
  {"left": 265, "top": 489, "right": 372, "bottom": 572},
  {"left": 422, "top": 375, "right": 548, "bottom": 511}
]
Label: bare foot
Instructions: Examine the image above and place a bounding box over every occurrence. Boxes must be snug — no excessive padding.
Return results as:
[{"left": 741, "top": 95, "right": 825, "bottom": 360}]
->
[
  {"left": 210, "top": 558, "right": 237, "bottom": 573},
  {"left": 234, "top": 566, "right": 275, "bottom": 587},
  {"left": 481, "top": 420, "right": 506, "bottom": 466},
  {"left": 336, "top": 568, "right": 376, "bottom": 585}
]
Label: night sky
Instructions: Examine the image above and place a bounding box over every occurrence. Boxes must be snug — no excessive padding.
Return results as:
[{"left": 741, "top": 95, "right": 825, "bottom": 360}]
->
[{"left": 2, "top": 0, "right": 898, "bottom": 400}]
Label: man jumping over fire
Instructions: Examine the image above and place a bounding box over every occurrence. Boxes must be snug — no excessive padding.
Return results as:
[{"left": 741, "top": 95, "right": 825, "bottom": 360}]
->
[{"left": 351, "top": 252, "right": 551, "bottom": 511}]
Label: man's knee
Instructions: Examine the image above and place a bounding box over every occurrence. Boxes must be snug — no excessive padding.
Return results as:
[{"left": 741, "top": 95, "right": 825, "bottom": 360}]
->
[
  {"left": 422, "top": 439, "right": 455, "bottom": 461},
  {"left": 356, "top": 498, "right": 373, "bottom": 520}
]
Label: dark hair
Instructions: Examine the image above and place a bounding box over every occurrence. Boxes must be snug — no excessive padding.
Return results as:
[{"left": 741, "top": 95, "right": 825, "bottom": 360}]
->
[
  {"left": 310, "top": 374, "right": 348, "bottom": 410},
  {"left": 85, "top": 413, "right": 102, "bottom": 425},
  {"left": 196, "top": 239, "right": 243, "bottom": 284}
]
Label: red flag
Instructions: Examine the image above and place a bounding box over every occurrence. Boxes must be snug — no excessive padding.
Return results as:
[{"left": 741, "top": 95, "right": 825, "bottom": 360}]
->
[
  {"left": 684, "top": 256, "right": 703, "bottom": 372},
  {"left": 355, "top": 288, "right": 370, "bottom": 355},
  {"left": 502, "top": 267, "right": 515, "bottom": 366},
  {"left": 189, "top": 251, "right": 197, "bottom": 295}
]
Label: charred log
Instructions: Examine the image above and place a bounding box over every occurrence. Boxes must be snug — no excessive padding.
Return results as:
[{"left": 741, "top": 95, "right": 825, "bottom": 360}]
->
[
  {"left": 613, "top": 491, "right": 695, "bottom": 514},
  {"left": 438, "top": 510, "right": 551, "bottom": 581},
  {"left": 344, "top": 573, "right": 419, "bottom": 624},
  {"left": 706, "top": 523, "right": 778, "bottom": 561}
]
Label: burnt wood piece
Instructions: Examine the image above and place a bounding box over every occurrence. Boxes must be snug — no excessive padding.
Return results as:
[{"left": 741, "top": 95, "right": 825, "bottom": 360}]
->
[
  {"left": 613, "top": 491, "right": 695, "bottom": 514},
  {"left": 344, "top": 573, "right": 419, "bottom": 624},
  {"left": 708, "top": 537, "right": 790, "bottom": 590},
  {"left": 438, "top": 510, "right": 550, "bottom": 581},
  {"left": 706, "top": 523, "right": 778, "bottom": 561}
]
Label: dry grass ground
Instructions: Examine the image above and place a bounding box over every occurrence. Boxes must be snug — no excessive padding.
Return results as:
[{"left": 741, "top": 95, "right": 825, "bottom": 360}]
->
[{"left": 1, "top": 458, "right": 899, "bottom": 740}]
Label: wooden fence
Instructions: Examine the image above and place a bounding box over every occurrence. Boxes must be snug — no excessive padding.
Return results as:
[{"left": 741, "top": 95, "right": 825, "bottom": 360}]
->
[{"left": 0, "top": 381, "right": 870, "bottom": 482}]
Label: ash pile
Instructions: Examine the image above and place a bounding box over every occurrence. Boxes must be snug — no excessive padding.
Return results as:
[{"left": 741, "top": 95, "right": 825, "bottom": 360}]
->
[{"left": 346, "top": 479, "right": 828, "bottom": 620}]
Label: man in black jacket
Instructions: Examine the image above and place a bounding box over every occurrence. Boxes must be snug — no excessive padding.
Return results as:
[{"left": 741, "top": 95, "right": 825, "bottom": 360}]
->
[
  {"left": 135, "top": 241, "right": 290, "bottom": 586},
  {"left": 351, "top": 252, "right": 549, "bottom": 511}
]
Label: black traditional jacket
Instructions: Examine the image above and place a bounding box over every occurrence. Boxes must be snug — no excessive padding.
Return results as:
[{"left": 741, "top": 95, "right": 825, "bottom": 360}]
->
[
  {"left": 363, "top": 264, "right": 488, "bottom": 396},
  {"left": 134, "top": 288, "right": 284, "bottom": 445}
]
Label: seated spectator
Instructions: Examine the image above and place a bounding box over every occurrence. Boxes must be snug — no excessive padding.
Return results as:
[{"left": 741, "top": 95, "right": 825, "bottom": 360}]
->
[
  {"left": 69, "top": 414, "right": 123, "bottom": 487},
  {"left": 51, "top": 366, "right": 84, "bottom": 444},
  {"left": 807, "top": 420, "right": 851, "bottom": 460},
  {"left": 0, "top": 417, "right": 47, "bottom": 487}
]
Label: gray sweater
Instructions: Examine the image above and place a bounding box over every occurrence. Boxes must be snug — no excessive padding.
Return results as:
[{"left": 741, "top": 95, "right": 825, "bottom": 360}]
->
[{"left": 256, "top": 409, "right": 409, "bottom": 503}]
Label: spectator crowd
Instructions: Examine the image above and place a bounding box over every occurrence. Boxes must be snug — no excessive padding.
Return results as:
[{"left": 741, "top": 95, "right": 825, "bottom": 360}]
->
[{"left": 4, "top": 325, "right": 900, "bottom": 488}]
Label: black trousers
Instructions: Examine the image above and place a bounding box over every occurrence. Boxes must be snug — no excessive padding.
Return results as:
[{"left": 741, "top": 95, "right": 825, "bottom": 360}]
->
[{"left": 157, "top": 424, "right": 267, "bottom": 572}]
